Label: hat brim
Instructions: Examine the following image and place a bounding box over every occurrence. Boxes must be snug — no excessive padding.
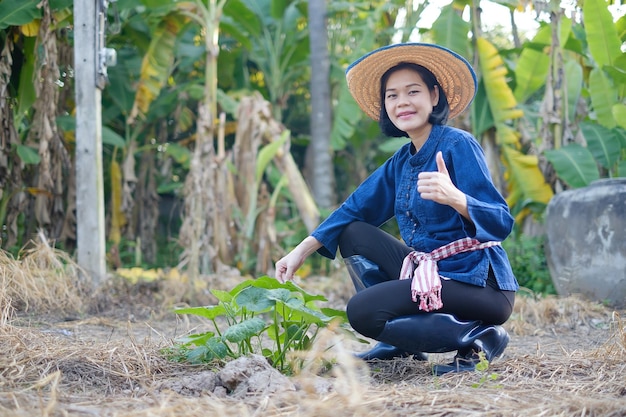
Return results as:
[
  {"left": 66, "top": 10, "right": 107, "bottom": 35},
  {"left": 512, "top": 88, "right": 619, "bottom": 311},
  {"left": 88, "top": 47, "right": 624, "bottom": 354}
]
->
[{"left": 346, "top": 43, "right": 477, "bottom": 121}]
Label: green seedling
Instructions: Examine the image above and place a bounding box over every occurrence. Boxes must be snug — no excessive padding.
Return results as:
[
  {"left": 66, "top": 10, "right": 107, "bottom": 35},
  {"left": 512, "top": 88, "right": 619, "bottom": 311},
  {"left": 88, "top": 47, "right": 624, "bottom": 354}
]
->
[{"left": 169, "top": 276, "right": 350, "bottom": 373}]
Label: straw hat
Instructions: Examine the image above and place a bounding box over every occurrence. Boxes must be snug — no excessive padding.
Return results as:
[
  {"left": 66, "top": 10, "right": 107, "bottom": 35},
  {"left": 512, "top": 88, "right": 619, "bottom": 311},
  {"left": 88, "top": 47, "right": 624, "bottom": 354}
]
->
[{"left": 346, "top": 43, "right": 477, "bottom": 121}]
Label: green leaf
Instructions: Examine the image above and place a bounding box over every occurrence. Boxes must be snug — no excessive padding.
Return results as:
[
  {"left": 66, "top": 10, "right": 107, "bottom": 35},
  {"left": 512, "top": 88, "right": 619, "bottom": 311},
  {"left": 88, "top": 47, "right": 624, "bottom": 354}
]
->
[
  {"left": 589, "top": 68, "right": 617, "bottom": 129},
  {"left": 222, "top": 317, "right": 266, "bottom": 343},
  {"left": 163, "top": 143, "right": 191, "bottom": 165},
  {"left": 501, "top": 147, "right": 553, "bottom": 211},
  {"left": 580, "top": 122, "right": 622, "bottom": 169},
  {"left": 378, "top": 138, "right": 408, "bottom": 154},
  {"left": 618, "top": 160, "right": 626, "bottom": 177},
  {"left": 174, "top": 304, "right": 227, "bottom": 320},
  {"left": 265, "top": 288, "right": 296, "bottom": 304},
  {"left": 256, "top": 130, "right": 289, "bottom": 185},
  {"left": 130, "top": 12, "right": 185, "bottom": 122},
  {"left": 582, "top": 0, "right": 623, "bottom": 68},
  {"left": 320, "top": 307, "right": 348, "bottom": 321},
  {"left": 17, "top": 37, "right": 37, "bottom": 122},
  {"left": 565, "top": 59, "right": 583, "bottom": 123},
  {"left": 471, "top": 81, "right": 494, "bottom": 137},
  {"left": 223, "top": 0, "right": 262, "bottom": 40},
  {"left": 235, "top": 286, "right": 275, "bottom": 312},
  {"left": 614, "top": 127, "right": 626, "bottom": 148},
  {"left": 514, "top": 47, "right": 550, "bottom": 103},
  {"left": 16, "top": 144, "right": 40, "bottom": 165},
  {"left": 544, "top": 144, "right": 600, "bottom": 188},
  {"left": 50, "top": 0, "right": 73, "bottom": 10},
  {"left": 56, "top": 115, "right": 75, "bottom": 132},
  {"left": 431, "top": 5, "right": 471, "bottom": 60},
  {"left": 476, "top": 37, "right": 524, "bottom": 128},
  {"left": 275, "top": 301, "right": 332, "bottom": 325},
  {"left": 613, "top": 103, "right": 626, "bottom": 130},
  {"left": 330, "top": 83, "right": 362, "bottom": 150},
  {"left": 210, "top": 289, "right": 233, "bottom": 303},
  {"left": 175, "top": 331, "right": 215, "bottom": 346},
  {"left": 102, "top": 127, "right": 127, "bottom": 148},
  {"left": 206, "top": 337, "right": 230, "bottom": 358},
  {"left": 0, "top": 0, "right": 40, "bottom": 30},
  {"left": 186, "top": 345, "right": 211, "bottom": 363}
]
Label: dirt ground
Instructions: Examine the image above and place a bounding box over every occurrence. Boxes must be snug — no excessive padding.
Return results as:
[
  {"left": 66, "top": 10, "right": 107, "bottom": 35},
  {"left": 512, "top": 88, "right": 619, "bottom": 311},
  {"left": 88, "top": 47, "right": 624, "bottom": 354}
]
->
[{"left": 1, "top": 263, "right": 625, "bottom": 417}]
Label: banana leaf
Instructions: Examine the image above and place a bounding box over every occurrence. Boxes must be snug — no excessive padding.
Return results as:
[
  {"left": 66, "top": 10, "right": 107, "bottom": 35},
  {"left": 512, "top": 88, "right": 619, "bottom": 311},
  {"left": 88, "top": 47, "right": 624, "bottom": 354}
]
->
[
  {"left": 431, "top": 4, "right": 471, "bottom": 60},
  {"left": 514, "top": 47, "right": 550, "bottom": 104},
  {"left": 129, "top": 13, "right": 186, "bottom": 123},
  {"left": 477, "top": 37, "right": 553, "bottom": 214},
  {"left": 477, "top": 38, "right": 524, "bottom": 130},
  {"left": 582, "top": 0, "right": 622, "bottom": 68},
  {"left": 613, "top": 103, "right": 626, "bottom": 130},
  {"left": 501, "top": 146, "right": 554, "bottom": 210},
  {"left": 471, "top": 81, "right": 494, "bottom": 137},
  {"left": 0, "top": 0, "right": 39, "bottom": 30},
  {"left": 580, "top": 122, "right": 623, "bottom": 170},
  {"left": 565, "top": 59, "right": 583, "bottom": 123},
  {"left": 589, "top": 67, "right": 618, "bottom": 129},
  {"left": 544, "top": 144, "right": 600, "bottom": 188}
]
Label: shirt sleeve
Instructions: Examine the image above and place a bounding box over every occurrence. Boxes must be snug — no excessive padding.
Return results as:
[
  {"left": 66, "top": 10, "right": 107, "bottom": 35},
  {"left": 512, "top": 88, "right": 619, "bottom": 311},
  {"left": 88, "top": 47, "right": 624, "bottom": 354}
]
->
[
  {"left": 311, "top": 154, "right": 400, "bottom": 259},
  {"left": 446, "top": 135, "right": 514, "bottom": 242}
]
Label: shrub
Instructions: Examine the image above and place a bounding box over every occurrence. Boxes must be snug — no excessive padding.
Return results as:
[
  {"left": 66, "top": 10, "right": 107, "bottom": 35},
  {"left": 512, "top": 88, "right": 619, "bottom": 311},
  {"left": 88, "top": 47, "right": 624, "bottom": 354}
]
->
[{"left": 503, "top": 233, "right": 556, "bottom": 295}]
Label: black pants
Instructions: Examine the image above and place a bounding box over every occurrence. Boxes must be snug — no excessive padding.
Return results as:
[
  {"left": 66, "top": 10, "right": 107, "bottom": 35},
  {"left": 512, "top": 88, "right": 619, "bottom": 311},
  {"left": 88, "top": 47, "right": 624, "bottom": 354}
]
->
[{"left": 338, "top": 222, "right": 515, "bottom": 339}]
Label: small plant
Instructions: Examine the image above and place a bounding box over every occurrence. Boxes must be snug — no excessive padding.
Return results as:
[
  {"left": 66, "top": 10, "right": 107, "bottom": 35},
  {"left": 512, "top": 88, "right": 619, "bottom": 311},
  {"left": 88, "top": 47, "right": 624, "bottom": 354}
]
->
[
  {"left": 471, "top": 352, "right": 501, "bottom": 389},
  {"left": 170, "top": 276, "right": 349, "bottom": 373}
]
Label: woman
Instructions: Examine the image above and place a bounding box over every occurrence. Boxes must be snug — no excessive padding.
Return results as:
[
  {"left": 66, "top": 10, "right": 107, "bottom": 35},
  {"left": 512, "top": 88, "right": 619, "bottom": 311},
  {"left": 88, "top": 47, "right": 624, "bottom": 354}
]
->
[{"left": 275, "top": 43, "right": 517, "bottom": 375}]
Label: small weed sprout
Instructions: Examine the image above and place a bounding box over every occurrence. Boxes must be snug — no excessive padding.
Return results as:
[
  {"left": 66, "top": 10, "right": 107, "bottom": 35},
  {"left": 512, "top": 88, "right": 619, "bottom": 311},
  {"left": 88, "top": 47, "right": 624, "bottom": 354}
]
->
[{"left": 471, "top": 351, "right": 502, "bottom": 388}]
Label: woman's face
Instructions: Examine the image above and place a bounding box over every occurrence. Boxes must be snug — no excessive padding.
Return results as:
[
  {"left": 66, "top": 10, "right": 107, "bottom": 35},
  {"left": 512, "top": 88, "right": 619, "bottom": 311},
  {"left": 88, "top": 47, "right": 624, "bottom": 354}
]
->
[{"left": 383, "top": 68, "right": 439, "bottom": 138}]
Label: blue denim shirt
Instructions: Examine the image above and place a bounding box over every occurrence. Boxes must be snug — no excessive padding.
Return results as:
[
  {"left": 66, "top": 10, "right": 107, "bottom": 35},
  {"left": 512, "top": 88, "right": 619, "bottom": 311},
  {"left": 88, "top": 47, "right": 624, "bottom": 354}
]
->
[{"left": 312, "top": 124, "right": 519, "bottom": 291}]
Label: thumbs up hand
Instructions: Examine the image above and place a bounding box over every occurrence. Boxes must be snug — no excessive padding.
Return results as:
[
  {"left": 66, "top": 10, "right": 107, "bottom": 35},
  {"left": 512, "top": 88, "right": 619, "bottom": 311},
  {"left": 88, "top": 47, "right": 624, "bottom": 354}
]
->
[{"left": 417, "top": 151, "right": 460, "bottom": 206}]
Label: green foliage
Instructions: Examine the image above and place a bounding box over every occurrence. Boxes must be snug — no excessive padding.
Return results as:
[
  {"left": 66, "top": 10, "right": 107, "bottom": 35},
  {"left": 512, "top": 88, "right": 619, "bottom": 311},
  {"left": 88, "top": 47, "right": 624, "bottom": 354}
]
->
[
  {"left": 544, "top": 123, "right": 626, "bottom": 188},
  {"left": 503, "top": 233, "right": 555, "bottom": 295},
  {"left": 170, "top": 276, "right": 349, "bottom": 374},
  {"left": 0, "top": 0, "right": 40, "bottom": 30},
  {"left": 471, "top": 351, "right": 502, "bottom": 389}
]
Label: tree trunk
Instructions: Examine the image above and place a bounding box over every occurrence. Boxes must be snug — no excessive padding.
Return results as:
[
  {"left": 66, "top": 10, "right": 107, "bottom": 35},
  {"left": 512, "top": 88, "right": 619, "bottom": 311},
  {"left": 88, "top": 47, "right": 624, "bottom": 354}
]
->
[{"left": 305, "top": 0, "right": 335, "bottom": 210}]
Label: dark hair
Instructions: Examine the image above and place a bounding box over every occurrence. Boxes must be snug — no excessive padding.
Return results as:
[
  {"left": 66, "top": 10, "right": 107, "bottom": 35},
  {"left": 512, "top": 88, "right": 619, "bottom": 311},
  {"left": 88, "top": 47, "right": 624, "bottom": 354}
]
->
[{"left": 378, "top": 62, "right": 450, "bottom": 138}]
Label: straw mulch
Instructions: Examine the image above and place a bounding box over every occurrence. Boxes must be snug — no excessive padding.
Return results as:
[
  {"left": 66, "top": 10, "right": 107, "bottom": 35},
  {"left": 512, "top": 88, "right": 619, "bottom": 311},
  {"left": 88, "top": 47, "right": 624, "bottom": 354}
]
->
[{"left": 0, "top": 242, "right": 625, "bottom": 417}]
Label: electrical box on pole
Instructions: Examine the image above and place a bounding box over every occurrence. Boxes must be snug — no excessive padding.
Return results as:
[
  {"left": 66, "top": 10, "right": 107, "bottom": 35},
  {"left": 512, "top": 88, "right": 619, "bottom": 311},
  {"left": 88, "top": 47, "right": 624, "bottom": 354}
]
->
[{"left": 74, "top": 0, "right": 117, "bottom": 286}]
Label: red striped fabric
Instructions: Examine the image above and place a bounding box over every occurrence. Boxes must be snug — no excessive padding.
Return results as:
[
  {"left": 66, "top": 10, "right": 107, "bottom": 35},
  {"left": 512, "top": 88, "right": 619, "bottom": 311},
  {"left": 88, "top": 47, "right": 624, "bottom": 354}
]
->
[{"left": 399, "top": 238, "right": 501, "bottom": 311}]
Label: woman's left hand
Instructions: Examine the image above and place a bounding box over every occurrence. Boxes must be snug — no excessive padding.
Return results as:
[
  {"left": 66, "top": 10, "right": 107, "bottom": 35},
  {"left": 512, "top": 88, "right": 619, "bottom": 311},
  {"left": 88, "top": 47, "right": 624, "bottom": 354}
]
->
[{"left": 417, "top": 151, "right": 470, "bottom": 219}]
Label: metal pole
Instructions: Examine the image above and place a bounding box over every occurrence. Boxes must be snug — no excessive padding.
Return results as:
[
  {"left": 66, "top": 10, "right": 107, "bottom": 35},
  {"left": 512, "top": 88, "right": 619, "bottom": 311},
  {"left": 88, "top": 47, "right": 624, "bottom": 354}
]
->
[{"left": 74, "top": 0, "right": 106, "bottom": 285}]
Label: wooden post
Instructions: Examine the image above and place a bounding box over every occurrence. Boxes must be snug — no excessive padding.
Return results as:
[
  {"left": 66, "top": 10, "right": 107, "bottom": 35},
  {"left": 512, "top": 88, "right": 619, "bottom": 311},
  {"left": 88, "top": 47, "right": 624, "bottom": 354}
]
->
[{"left": 74, "top": 0, "right": 106, "bottom": 285}]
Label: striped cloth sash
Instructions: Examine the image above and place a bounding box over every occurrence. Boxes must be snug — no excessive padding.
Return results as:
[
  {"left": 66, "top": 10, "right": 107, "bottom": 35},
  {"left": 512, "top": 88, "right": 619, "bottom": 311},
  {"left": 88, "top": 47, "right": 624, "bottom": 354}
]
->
[{"left": 399, "top": 238, "right": 501, "bottom": 312}]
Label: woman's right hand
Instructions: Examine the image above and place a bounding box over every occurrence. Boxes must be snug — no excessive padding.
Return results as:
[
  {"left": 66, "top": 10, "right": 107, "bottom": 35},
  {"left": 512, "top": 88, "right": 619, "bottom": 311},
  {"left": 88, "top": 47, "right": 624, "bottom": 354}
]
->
[
  {"left": 275, "top": 251, "right": 305, "bottom": 283},
  {"left": 274, "top": 236, "right": 323, "bottom": 283}
]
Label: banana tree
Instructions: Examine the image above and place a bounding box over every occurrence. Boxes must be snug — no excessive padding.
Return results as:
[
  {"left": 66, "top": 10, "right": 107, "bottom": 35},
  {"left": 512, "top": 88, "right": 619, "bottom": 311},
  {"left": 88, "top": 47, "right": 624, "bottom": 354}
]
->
[
  {"left": 536, "top": 0, "right": 626, "bottom": 188},
  {"left": 0, "top": 0, "right": 75, "bottom": 250},
  {"left": 221, "top": 0, "right": 310, "bottom": 122}
]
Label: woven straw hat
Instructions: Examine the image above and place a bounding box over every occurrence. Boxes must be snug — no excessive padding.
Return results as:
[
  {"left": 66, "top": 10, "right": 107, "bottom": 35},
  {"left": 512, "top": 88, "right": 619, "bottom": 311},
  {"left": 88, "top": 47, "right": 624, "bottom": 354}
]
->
[{"left": 346, "top": 43, "right": 477, "bottom": 121}]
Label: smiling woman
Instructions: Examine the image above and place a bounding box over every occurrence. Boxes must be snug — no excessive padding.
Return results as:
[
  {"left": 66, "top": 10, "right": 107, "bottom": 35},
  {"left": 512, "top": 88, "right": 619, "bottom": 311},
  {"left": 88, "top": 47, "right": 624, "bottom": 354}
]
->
[{"left": 275, "top": 42, "right": 518, "bottom": 376}]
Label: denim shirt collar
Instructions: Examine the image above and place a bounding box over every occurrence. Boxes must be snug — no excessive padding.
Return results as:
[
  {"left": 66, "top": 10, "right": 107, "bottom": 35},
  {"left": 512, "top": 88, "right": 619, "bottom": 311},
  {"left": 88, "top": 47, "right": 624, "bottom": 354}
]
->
[{"left": 409, "top": 124, "right": 444, "bottom": 167}]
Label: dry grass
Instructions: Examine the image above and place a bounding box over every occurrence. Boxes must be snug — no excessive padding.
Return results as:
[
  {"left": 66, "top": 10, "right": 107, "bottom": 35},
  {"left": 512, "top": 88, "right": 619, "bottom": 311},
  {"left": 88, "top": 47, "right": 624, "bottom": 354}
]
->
[
  {"left": 0, "top": 245, "right": 625, "bottom": 417},
  {"left": 0, "top": 232, "right": 88, "bottom": 316}
]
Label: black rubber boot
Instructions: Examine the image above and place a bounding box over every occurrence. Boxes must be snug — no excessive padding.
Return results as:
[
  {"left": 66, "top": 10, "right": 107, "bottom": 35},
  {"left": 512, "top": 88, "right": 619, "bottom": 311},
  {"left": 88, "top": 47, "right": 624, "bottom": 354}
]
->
[
  {"left": 371, "top": 313, "right": 509, "bottom": 374},
  {"left": 344, "top": 254, "right": 388, "bottom": 291},
  {"left": 432, "top": 325, "right": 510, "bottom": 376},
  {"left": 344, "top": 255, "right": 427, "bottom": 361}
]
